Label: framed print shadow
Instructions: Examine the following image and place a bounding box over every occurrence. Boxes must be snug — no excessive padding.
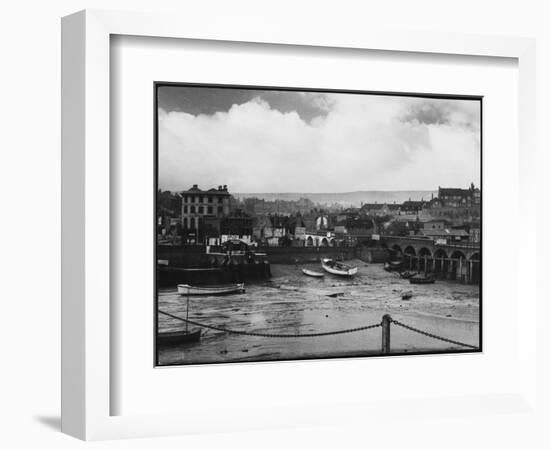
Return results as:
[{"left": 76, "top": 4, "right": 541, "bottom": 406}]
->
[{"left": 154, "top": 83, "right": 482, "bottom": 366}]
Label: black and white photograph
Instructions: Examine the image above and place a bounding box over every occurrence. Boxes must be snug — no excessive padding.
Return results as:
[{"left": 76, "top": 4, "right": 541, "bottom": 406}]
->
[{"left": 155, "top": 83, "right": 481, "bottom": 366}]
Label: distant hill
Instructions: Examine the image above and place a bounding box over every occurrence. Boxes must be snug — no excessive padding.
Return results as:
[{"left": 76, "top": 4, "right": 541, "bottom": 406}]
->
[{"left": 233, "top": 190, "right": 437, "bottom": 207}]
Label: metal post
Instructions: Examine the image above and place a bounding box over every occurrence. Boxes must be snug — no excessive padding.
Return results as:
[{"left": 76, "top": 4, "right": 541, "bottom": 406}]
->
[
  {"left": 381, "top": 314, "right": 392, "bottom": 354},
  {"left": 186, "top": 287, "right": 190, "bottom": 334}
]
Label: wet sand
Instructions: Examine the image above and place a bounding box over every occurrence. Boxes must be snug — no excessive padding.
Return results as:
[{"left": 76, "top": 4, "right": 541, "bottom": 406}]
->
[{"left": 157, "top": 260, "right": 480, "bottom": 365}]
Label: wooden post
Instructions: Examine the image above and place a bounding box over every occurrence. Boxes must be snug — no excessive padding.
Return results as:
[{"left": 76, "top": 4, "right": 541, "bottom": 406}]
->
[{"left": 381, "top": 314, "right": 392, "bottom": 354}]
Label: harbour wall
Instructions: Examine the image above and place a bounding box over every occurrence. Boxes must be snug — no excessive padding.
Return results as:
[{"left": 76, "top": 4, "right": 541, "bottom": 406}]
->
[{"left": 158, "top": 244, "right": 358, "bottom": 267}]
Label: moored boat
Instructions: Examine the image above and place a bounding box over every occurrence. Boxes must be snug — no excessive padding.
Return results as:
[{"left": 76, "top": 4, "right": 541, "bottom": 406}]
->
[
  {"left": 401, "top": 290, "right": 413, "bottom": 300},
  {"left": 399, "top": 270, "right": 417, "bottom": 279},
  {"left": 302, "top": 268, "right": 325, "bottom": 278},
  {"left": 409, "top": 276, "right": 435, "bottom": 284},
  {"left": 157, "top": 329, "right": 202, "bottom": 345},
  {"left": 177, "top": 283, "right": 245, "bottom": 295},
  {"left": 321, "top": 258, "right": 358, "bottom": 277}
]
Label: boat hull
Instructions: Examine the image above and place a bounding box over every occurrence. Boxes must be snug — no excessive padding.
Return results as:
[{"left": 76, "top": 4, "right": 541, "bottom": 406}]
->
[
  {"left": 321, "top": 259, "right": 358, "bottom": 277},
  {"left": 157, "top": 329, "right": 202, "bottom": 345},
  {"left": 177, "top": 283, "right": 245, "bottom": 295},
  {"left": 302, "top": 268, "right": 324, "bottom": 278}
]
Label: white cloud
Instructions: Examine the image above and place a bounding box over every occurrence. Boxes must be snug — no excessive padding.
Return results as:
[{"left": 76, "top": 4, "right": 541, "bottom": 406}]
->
[{"left": 158, "top": 94, "right": 480, "bottom": 193}]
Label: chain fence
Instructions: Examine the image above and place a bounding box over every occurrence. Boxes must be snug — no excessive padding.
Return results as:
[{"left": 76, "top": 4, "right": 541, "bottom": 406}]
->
[
  {"left": 159, "top": 310, "right": 381, "bottom": 338},
  {"left": 158, "top": 310, "right": 478, "bottom": 349},
  {"left": 390, "top": 319, "right": 479, "bottom": 349}
]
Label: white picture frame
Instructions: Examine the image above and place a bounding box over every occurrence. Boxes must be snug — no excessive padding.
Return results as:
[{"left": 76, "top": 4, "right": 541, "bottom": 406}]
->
[{"left": 61, "top": 9, "right": 537, "bottom": 441}]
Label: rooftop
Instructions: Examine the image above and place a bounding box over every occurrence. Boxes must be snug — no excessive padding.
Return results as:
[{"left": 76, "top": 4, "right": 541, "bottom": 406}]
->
[{"left": 180, "top": 184, "right": 231, "bottom": 195}]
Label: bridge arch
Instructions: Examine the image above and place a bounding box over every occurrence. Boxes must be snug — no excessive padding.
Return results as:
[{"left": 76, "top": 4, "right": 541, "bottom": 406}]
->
[
  {"left": 433, "top": 249, "right": 449, "bottom": 276},
  {"left": 320, "top": 237, "right": 329, "bottom": 247},
  {"left": 418, "top": 247, "right": 432, "bottom": 257},
  {"left": 450, "top": 250, "right": 466, "bottom": 260},
  {"left": 329, "top": 238, "right": 336, "bottom": 247},
  {"left": 404, "top": 246, "right": 416, "bottom": 256},
  {"left": 450, "top": 250, "right": 467, "bottom": 281},
  {"left": 391, "top": 244, "right": 403, "bottom": 260},
  {"left": 417, "top": 247, "right": 431, "bottom": 271},
  {"left": 403, "top": 246, "right": 417, "bottom": 270},
  {"left": 306, "top": 236, "right": 313, "bottom": 247}
]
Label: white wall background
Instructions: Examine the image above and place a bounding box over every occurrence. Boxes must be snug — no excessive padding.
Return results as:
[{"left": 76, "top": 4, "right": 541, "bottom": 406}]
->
[{"left": 0, "top": 1, "right": 547, "bottom": 449}]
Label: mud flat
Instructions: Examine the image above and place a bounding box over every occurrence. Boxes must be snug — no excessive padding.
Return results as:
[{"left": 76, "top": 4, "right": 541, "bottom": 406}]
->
[{"left": 157, "top": 260, "right": 480, "bottom": 365}]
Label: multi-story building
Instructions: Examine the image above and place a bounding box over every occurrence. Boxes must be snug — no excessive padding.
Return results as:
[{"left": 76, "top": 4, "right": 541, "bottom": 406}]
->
[
  {"left": 433, "top": 183, "right": 480, "bottom": 208},
  {"left": 429, "top": 183, "right": 481, "bottom": 224},
  {"left": 180, "top": 184, "right": 231, "bottom": 236}
]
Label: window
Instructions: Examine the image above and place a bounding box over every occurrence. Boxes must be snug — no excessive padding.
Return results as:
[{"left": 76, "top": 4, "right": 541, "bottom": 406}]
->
[
  {"left": 218, "top": 206, "right": 223, "bottom": 214},
  {"left": 190, "top": 206, "right": 195, "bottom": 213},
  {"left": 218, "top": 197, "right": 223, "bottom": 204},
  {"left": 182, "top": 195, "right": 187, "bottom": 203},
  {"left": 183, "top": 206, "right": 188, "bottom": 213},
  {"left": 199, "top": 196, "right": 203, "bottom": 203},
  {"left": 199, "top": 206, "right": 204, "bottom": 214},
  {"left": 207, "top": 206, "right": 213, "bottom": 214},
  {"left": 208, "top": 196, "right": 213, "bottom": 203}
]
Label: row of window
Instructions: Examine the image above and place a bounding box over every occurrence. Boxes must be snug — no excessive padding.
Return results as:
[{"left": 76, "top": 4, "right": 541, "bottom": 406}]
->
[
  {"left": 182, "top": 195, "right": 224, "bottom": 204},
  {"left": 183, "top": 205, "right": 223, "bottom": 214}
]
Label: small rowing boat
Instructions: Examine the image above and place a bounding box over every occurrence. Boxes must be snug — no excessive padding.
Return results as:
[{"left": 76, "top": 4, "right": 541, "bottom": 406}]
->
[
  {"left": 409, "top": 276, "right": 435, "bottom": 284},
  {"left": 157, "top": 329, "right": 202, "bottom": 345},
  {"left": 321, "top": 258, "right": 358, "bottom": 277},
  {"left": 177, "top": 283, "right": 245, "bottom": 295},
  {"left": 302, "top": 268, "right": 325, "bottom": 278},
  {"left": 399, "top": 270, "right": 417, "bottom": 279},
  {"left": 401, "top": 290, "right": 413, "bottom": 300}
]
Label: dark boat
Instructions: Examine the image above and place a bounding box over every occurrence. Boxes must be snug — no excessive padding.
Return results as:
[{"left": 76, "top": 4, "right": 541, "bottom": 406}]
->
[
  {"left": 158, "top": 285, "right": 202, "bottom": 346},
  {"left": 158, "top": 329, "right": 201, "bottom": 345},
  {"left": 409, "top": 276, "right": 435, "bottom": 284},
  {"left": 401, "top": 290, "right": 413, "bottom": 300}
]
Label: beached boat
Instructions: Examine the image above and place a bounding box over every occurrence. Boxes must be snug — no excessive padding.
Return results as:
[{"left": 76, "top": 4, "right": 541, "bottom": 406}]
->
[
  {"left": 177, "top": 283, "right": 245, "bottom": 295},
  {"left": 399, "top": 270, "right": 417, "bottom": 279},
  {"left": 302, "top": 268, "right": 325, "bottom": 278},
  {"left": 157, "top": 329, "right": 202, "bottom": 345},
  {"left": 409, "top": 276, "right": 435, "bottom": 284},
  {"left": 321, "top": 258, "right": 358, "bottom": 277},
  {"left": 384, "top": 261, "right": 403, "bottom": 271}
]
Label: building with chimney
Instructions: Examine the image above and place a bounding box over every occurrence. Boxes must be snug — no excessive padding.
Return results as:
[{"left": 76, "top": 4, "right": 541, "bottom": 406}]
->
[{"left": 180, "top": 184, "right": 231, "bottom": 238}]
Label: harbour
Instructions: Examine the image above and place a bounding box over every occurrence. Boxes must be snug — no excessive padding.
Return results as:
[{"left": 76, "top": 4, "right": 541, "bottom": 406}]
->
[{"left": 157, "top": 260, "right": 479, "bottom": 365}]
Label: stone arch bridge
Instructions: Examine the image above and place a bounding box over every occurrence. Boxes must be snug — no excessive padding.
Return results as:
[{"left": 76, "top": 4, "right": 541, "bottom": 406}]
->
[
  {"left": 301, "top": 232, "right": 338, "bottom": 247},
  {"left": 380, "top": 236, "right": 481, "bottom": 284}
]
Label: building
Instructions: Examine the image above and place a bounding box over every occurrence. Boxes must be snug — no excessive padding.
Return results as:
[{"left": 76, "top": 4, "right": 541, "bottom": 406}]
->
[
  {"left": 361, "top": 203, "right": 400, "bottom": 217},
  {"left": 220, "top": 210, "right": 253, "bottom": 241},
  {"left": 428, "top": 183, "right": 481, "bottom": 224},
  {"left": 433, "top": 183, "right": 480, "bottom": 208},
  {"left": 401, "top": 200, "right": 427, "bottom": 214},
  {"left": 180, "top": 184, "right": 232, "bottom": 237}
]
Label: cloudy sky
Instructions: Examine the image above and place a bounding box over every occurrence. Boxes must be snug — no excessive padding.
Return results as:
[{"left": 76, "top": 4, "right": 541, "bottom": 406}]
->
[{"left": 157, "top": 85, "right": 481, "bottom": 193}]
